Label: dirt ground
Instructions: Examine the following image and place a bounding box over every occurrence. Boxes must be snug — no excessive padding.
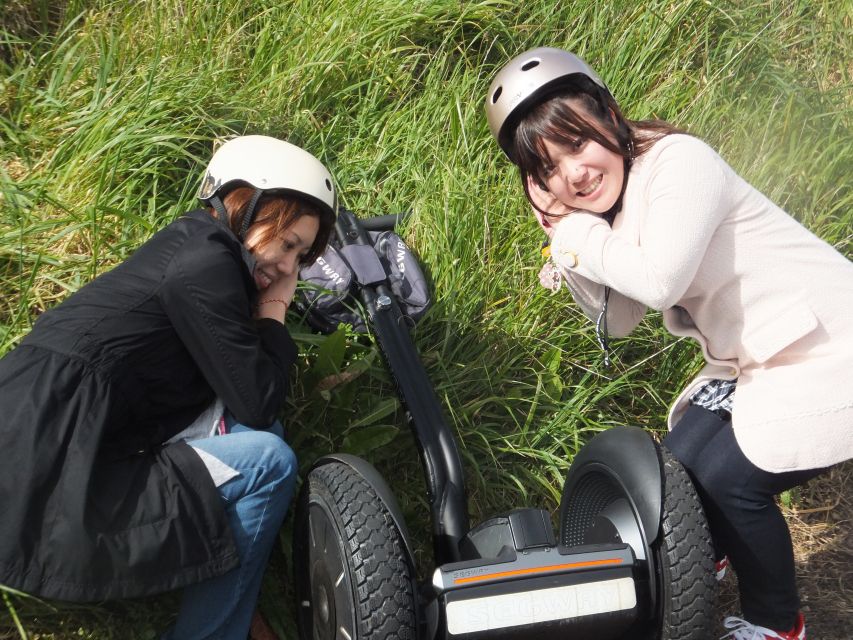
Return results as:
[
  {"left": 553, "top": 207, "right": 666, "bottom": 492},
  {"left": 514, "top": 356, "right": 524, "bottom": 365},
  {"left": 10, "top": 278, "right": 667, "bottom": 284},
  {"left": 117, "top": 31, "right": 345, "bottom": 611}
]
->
[{"left": 715, "top": 460, "right": 853, "bottom": 639}]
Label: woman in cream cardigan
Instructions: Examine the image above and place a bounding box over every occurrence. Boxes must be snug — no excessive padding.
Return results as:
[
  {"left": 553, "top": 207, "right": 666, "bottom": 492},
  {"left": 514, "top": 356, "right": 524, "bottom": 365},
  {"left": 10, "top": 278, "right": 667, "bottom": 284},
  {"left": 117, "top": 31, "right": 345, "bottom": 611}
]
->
[{"left": 485, "top": 47, "right": 852, "bottom": 640}]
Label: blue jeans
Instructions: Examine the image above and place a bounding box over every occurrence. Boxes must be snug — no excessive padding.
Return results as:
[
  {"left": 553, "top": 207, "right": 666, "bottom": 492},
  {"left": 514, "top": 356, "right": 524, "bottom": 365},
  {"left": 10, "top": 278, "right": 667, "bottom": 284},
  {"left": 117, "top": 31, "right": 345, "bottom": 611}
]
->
[{"left": 162, "top": 418, "right": 296, "bottom": 640}]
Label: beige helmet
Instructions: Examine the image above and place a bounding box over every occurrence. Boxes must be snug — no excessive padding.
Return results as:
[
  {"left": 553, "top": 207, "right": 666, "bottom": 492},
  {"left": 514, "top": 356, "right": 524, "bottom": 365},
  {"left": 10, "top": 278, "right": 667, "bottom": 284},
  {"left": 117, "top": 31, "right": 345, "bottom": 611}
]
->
[
  {"left": 197, "top": 135, "right": 336, "bottom": 237},
  {"left": 485, "top": 47, "right": 609, "bottom": 160}
]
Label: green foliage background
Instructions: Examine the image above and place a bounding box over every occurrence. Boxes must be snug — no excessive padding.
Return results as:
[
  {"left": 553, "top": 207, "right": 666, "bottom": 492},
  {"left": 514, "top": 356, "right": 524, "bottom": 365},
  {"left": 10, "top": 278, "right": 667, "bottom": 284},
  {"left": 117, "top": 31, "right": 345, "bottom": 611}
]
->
[{"left": 1, "top": 0, "right": 850, "bottom": 637}]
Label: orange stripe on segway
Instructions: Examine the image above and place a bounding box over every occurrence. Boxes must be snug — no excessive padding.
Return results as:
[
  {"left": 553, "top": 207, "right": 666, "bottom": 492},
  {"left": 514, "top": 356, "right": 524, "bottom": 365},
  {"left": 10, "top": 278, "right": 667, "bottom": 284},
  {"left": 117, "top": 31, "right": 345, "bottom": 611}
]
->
[{"left": 453, "top": 558, "right": 624, "bottom": 585}]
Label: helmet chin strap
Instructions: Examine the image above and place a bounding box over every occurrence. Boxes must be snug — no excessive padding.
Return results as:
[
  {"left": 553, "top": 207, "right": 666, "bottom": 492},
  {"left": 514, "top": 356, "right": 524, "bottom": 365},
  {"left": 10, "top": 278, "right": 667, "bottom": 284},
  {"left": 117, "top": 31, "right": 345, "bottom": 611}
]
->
[
  {"left": 208, "top": 191, "right": 260, "bottom": 277},
  {"left": 209, "top": 195, "right": 229, "bottom": 223},
  {"left": 238, "top": 188, "right": 264, "bottom": 241}
]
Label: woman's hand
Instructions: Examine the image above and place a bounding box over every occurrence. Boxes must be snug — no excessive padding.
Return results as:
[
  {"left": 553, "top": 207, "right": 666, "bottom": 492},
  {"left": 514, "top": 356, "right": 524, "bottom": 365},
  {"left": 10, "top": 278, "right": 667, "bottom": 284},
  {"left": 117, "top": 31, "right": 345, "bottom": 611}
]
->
[
  {"left": 538, "top": 260, "right": 562, "bottom": 292},
  {"left": 268, "top": 269, "right": 299, "bottom": 304},
  {"left": 255, "top": 270, "right": 298, "bottom": 323},
  {"left": 526, "top": 175, "right": 575, "bottom": 240}
]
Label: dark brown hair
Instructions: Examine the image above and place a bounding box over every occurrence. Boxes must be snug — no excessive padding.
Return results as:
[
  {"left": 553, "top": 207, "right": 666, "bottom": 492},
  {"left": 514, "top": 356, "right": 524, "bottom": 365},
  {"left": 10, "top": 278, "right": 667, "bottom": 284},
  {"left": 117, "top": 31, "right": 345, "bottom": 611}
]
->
[
  {"left": 512, "top": 75, "right": 684, "bottom": 219},
  {"left": 213, "top": 186, "right": 334, "bottom": 265}
]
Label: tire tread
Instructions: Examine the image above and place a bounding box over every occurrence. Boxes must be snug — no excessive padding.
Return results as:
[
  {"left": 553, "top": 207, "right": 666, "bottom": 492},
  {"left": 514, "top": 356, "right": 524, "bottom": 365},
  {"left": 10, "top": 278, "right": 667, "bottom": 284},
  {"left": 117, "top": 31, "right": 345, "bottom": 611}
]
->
[
  {"left": 657, "top": 446, "right": 717, "bottom": 639},
  {"left": 308, "top": 463, "right": 416, "bottom": 639}
]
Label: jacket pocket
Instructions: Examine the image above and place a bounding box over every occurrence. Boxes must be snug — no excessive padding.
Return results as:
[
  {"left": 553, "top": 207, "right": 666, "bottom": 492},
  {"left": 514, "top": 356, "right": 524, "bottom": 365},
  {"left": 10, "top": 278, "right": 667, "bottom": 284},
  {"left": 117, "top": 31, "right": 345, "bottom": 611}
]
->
[{"left": 741, "top": 301, "right": 818, "bottom": 364}]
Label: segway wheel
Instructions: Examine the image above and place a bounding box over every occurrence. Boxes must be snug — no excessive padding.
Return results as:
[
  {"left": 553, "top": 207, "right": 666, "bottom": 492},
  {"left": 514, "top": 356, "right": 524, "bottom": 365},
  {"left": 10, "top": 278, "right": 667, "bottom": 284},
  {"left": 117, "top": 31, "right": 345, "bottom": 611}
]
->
[
  {"left": 652, "top": 446, "right": 716, "bottom": 639},
  {"left": 560, "top": 444, "right": 716, "bottom": 639},
  {"left": 293, "top": 462, "right": 417, "bottom": 640}
]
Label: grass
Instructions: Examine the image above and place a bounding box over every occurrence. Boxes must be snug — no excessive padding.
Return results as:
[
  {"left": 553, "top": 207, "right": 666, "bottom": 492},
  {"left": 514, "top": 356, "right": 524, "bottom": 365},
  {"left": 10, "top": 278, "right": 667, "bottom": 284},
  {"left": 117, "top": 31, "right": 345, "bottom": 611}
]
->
[{"left": 1, "top": 0, "right": 851, "bottom": 637}]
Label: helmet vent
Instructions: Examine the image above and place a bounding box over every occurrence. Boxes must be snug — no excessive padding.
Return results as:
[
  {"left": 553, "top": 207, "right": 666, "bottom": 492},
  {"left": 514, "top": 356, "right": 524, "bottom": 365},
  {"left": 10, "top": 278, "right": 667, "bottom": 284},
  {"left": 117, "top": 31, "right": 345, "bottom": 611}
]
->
[
  {"left": 491, "top": 86, "right": 502, "bottom": 103},
  {"left": 325, "top": 178, "right": 332, "bottom": 191},
  {"left": 521, "top": 59, "right": 540, "bottom": 71}
]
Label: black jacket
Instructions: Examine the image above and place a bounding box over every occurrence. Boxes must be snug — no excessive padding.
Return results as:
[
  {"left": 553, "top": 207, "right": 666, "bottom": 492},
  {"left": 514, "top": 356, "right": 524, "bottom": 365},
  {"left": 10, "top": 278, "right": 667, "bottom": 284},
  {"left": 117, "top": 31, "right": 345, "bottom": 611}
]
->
[{"left": 0, "top": 210, "right": 297, "bottom": 601}]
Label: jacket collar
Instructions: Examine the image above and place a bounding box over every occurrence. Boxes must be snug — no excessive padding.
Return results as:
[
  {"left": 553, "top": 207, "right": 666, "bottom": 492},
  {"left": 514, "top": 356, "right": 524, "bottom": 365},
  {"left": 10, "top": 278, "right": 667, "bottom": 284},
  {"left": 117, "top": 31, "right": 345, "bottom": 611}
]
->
[{"left": 185, "top": 209, "right": 258, "bottom": 290}]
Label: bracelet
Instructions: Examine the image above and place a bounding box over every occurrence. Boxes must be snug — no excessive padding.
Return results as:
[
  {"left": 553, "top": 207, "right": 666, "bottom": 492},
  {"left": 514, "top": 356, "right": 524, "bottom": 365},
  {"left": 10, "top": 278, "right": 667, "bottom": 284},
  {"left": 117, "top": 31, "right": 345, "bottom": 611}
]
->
[{"left": 258, "top": 298, "right": 290, "bottom": 310}]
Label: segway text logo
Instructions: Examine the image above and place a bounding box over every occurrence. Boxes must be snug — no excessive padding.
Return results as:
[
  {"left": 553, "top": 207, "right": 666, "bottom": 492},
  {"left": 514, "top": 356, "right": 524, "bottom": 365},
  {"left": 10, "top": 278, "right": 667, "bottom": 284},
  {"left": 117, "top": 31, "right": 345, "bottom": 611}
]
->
[
  {"left": 396, "top": 241, "right": 406, "bottom": 273},
  {"left": 317, "top": 257, "right": 345, "bottom": 286},
  {"left": 446, "top": 577, "right": 636, "bottom": 633}
]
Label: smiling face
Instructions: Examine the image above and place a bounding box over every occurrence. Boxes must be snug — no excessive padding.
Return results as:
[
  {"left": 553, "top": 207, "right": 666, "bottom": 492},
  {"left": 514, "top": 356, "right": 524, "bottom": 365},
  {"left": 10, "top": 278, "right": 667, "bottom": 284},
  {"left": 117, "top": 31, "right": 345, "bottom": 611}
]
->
[
  {"left": 539, "top": 129, "right": 625, "bottom": 214},
  {"left": 244, "top": 213, "right": 320, "bottom": 290},
  {"left": 217, "top": 187, "right": 333, "bottom": 291},
  {"left": 512, "top": 85, "right": 631, "bottom": 217}
]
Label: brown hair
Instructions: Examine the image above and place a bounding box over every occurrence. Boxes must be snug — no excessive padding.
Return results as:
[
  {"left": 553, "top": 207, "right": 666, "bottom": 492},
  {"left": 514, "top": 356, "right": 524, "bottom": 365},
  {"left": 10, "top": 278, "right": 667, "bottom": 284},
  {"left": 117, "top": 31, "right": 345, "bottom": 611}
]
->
[
  {"left": 212, "top": 186, "right": 335, "bottom": 264},
  {"left": 512, "top": 75, "right": 684, "bottom": 219}
]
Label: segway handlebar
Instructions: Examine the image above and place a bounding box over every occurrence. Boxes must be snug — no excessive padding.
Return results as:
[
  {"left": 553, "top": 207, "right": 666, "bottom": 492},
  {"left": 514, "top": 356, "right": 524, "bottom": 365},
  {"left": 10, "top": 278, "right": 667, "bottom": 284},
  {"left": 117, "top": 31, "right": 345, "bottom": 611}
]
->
[
  {"left": 358, "top": 212, "right": 408, "bottom": 231},
  {"left": 334, "top": 207, "right": 469, "bottom": 564}
]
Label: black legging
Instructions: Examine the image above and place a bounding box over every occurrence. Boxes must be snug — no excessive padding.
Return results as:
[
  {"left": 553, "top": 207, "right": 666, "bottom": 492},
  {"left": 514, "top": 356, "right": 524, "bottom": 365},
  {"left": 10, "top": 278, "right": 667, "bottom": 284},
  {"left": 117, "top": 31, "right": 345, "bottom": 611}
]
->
[{"left": 663, "top": 405, "right": 826, "bottom": 630}]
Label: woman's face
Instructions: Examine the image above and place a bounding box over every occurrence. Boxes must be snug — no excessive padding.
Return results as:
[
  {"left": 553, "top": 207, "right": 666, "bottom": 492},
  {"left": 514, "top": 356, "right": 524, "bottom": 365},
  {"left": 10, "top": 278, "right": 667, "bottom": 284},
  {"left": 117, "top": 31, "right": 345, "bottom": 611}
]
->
[
  {"left": 244, "top": 214, "right": 319, "bottom": 290},
  {"left": 538, "top": 136, "right": 625, "bottom": 214},
  {"left": 536, "top": 101, "right": 625, "bottom": 214}
]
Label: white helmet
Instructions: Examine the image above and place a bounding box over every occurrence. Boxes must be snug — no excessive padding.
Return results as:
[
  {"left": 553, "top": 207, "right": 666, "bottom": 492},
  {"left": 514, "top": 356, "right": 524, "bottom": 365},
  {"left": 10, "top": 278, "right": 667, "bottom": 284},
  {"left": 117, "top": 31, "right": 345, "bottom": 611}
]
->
[
  {"left": 485, "top": 47, "right": 609, "bottom": 160},
  {"left": 197, "top": 135, "right": 336, "bottom": 236}
]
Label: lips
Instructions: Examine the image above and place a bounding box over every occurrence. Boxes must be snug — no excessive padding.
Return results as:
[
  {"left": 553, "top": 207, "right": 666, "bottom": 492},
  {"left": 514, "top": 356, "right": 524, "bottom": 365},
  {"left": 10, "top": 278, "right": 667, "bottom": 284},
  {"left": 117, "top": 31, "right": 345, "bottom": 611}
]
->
[{"left": 576, "top": 174, "right": 603, "bottom": 197}]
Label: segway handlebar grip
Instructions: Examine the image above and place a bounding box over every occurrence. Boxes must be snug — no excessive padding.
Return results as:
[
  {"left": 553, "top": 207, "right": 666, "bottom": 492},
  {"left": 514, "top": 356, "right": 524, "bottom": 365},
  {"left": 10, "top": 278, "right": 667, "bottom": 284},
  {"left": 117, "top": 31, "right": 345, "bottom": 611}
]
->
[{"left": 359, "top": 211, "right": 410, "bottom": 231}]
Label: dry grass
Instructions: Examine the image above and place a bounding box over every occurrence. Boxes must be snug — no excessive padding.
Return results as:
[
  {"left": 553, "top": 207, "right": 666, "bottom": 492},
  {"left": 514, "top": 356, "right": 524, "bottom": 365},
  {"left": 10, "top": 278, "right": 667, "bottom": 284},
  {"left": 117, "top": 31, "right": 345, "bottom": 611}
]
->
[{"left": 790, "top": 461, "right": 853, "bottom": 637}]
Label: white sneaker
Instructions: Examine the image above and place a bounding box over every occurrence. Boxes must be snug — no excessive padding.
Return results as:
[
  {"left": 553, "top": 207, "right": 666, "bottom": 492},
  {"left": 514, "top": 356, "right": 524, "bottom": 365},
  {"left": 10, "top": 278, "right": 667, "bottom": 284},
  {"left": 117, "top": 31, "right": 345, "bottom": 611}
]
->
[{"left": 721, "top": 613, "right": 806, "bottom": 640}]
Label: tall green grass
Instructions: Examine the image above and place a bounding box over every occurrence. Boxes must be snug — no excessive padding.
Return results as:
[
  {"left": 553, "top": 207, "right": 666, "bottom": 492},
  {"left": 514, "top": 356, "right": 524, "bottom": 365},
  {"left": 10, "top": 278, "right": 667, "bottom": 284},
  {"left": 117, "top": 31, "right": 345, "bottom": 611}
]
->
[{"left": 2, "top": 0, "right": 851, "bottom": 636}]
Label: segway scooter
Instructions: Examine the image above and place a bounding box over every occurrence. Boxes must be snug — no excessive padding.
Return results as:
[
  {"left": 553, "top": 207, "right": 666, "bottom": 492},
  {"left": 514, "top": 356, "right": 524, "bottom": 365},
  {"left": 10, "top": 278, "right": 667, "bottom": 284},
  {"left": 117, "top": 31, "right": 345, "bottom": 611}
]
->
[{"left": 293, "top": 207, "right": 717, "bottom": 640}]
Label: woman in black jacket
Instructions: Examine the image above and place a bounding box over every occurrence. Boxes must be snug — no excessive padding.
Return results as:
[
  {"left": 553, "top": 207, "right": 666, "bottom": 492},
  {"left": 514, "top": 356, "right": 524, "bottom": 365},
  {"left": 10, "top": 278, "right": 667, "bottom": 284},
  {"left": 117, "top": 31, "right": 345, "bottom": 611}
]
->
[{"left": 0, "top": 135, "right": 337, "bottom": 639}]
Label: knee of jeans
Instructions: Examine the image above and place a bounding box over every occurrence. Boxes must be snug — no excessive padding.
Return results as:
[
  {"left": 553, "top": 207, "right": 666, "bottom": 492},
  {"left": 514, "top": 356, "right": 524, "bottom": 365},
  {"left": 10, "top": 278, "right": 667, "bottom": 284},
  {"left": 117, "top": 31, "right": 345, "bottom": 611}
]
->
[
  {"left": 255, "top": 431, "right": 297, "bottom": 487},
  {"left": 686, "top": 456, "right": 745, "bottom": 508}
]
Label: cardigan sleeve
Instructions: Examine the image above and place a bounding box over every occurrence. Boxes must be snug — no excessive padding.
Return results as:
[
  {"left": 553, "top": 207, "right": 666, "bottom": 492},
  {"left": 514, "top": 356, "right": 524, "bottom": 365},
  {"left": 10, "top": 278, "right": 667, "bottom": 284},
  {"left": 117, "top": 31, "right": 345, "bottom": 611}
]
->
[
  {"left": 550, "top": 136, "right": 731, "bottom": 311},
  {"left": 158, "top": 233, "right": 297, "bottom": 427}
]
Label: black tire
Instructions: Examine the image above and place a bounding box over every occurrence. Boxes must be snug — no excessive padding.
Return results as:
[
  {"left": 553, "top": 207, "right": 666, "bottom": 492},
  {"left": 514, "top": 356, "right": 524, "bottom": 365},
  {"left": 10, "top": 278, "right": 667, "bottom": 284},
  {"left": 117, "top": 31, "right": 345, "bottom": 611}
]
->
[
  {"left": 559, "top": 445, "right": 716, "bottom": 639},
  {"left": 653, "top": 446, "right": 716, "bottom": 640},
  {"left": 293, "top": 462, "right": 417, "bottom": 640}
]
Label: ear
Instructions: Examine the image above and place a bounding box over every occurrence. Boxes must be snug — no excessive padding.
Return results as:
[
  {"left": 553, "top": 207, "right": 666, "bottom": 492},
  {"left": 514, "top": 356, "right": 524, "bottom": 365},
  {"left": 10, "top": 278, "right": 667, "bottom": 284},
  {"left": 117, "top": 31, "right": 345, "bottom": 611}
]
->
[{"left": 609, "top": 107, "right": 619, "bottom": 126}]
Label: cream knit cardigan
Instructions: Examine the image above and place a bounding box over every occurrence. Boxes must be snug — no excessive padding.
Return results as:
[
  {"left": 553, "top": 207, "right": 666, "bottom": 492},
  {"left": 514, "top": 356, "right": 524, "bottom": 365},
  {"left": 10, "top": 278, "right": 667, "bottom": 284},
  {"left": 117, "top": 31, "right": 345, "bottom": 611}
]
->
[{"left": 550, "top": 134, "right": 853, "bottom": 472}]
